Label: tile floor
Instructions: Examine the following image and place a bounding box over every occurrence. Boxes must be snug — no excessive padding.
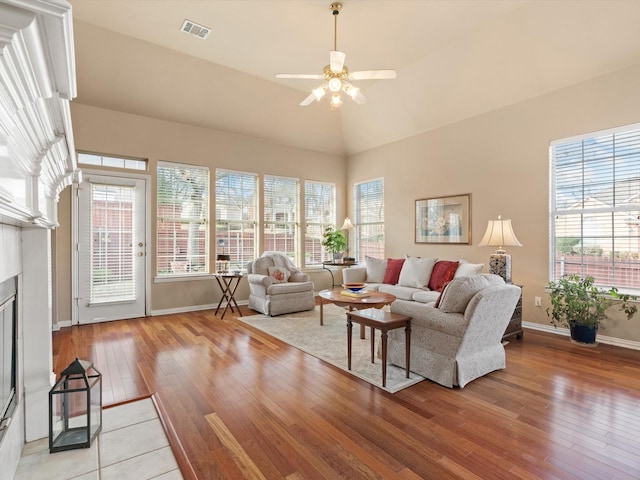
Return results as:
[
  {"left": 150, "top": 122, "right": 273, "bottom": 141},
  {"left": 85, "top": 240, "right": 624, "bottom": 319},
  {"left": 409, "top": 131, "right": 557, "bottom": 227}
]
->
[{"left": 14, "top": 398, "right": 183, "bottom": 480}]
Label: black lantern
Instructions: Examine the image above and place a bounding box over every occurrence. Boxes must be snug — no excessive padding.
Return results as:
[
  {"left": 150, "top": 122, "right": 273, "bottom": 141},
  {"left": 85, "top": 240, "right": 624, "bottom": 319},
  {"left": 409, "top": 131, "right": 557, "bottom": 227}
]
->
[{"left": 49, "top": 358, "right": 102, "bottom": 453}]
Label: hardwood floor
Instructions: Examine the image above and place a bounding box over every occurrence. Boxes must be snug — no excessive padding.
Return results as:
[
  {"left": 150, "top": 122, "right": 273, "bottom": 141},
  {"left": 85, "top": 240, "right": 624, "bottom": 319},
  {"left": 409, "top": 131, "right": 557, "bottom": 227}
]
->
[{"left": 52, "top": 306, "right": 640, "bottom": 479}]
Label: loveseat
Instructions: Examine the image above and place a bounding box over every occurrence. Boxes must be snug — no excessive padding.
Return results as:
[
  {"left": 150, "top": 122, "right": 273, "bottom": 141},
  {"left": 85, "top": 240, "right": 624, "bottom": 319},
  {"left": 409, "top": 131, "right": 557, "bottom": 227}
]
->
[
  {"left": 247, "top": 252, "right": 316, "bottom": 316},
  {"left": 344, "top": 257, "right": 521, "bottom": 387}
]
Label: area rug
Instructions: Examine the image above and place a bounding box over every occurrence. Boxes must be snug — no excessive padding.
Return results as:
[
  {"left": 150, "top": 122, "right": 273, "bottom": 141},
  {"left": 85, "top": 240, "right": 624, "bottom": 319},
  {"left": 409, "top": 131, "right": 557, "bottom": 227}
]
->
[{"left": 238, "top": 304, "right": 425, "bottom": 393}]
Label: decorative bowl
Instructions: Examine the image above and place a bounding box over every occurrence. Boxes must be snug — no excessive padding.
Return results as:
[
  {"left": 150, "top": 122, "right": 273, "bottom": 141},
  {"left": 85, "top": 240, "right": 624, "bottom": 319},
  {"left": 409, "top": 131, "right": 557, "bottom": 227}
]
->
[{"left": 342, "top": 282, "right": 367, "bottom": 292}]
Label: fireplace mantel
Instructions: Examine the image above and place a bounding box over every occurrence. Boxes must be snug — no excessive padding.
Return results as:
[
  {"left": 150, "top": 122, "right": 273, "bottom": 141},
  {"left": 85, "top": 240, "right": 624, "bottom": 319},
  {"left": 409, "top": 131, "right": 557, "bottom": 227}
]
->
[{"left": 0, "top": 0, "right": 77, "bottom": 228}]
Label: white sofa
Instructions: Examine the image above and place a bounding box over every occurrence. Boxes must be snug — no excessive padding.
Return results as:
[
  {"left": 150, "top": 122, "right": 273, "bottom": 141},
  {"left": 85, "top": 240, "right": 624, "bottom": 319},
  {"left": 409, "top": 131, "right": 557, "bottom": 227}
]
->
[
  {"left": 247, "top": 252, "right": 316, "bottom": 316},
  {"left": 344, "top": 257, "right": 521, "bottom": 387}
]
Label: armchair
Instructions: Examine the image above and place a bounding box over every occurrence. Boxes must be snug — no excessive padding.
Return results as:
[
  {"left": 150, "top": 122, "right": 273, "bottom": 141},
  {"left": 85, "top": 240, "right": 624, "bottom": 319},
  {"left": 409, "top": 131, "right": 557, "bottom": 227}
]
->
[{"left": 247, "top": 252, "right": 316, "bottom": 316}]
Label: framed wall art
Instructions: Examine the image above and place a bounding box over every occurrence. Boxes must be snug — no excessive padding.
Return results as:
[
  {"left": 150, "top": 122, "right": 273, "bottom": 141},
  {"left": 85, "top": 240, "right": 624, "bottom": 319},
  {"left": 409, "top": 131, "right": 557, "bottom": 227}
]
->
[{"left": 415, "top": 194, "right": 471, "bottom": 244}]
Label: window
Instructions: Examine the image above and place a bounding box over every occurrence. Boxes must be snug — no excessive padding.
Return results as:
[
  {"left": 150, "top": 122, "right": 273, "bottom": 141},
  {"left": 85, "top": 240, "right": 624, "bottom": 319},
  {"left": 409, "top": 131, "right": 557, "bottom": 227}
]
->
[
  {"left": 354, "top": 178, "right": 384, "bottom": 262},
  {"left": 215, "top": 169, "right": 258, "bottom": 269},
  {"left": 78, "top": 152, "right": 147, "bottom": 171},
  {"left": 550, "top": 124, "right": 640, "bottom": 292},
  {"left": 305, "top": 180, "right": 336, "bottom": 266},
  {"left": 157, "top": 162, "right": 209, "bottom": 276},
  {"left": 264, "top": 175, "right": 300, "bottom": 263}
]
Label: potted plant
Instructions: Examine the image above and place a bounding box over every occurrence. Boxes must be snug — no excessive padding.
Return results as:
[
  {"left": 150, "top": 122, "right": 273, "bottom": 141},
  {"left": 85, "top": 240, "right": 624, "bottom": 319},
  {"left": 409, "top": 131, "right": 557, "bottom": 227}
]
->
[
  {"left": 546, "top": 274, "right": 638, "bottom": 345},
  {"left": 322, "top": 226, "right": 347, "bottom": 261}
]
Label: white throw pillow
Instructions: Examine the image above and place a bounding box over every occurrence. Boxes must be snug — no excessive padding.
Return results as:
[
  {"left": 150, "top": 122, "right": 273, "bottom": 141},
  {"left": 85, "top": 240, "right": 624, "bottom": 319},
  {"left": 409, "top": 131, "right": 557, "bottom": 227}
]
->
[
  {"left": 438, "top": 274, "right": 504, "bottom": 313},
  {"left": 398, "top": 257, "right": 437, "bottom": 289},
  {"left": 365, "top": 256, "right": 387, "bottom": 283},
  {"left": 454, "top": 259, "right": 484, "bottom": 277},
  {"left": 267, "top": 266, "right": 290, "bottom": 283}
]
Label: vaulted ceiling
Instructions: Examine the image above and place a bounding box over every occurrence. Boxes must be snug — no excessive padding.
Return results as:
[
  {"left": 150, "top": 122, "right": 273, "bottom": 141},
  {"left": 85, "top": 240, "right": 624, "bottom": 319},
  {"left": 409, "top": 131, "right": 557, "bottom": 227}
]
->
[{"left": 69, "top": 0, "right": 640, "bottom": 156}]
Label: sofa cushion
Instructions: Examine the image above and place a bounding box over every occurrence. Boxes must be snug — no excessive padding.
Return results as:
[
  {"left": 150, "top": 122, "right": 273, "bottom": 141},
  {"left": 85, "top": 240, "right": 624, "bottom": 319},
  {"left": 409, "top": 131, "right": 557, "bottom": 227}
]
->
[
  {"left": 437, "top": 274, "right": 505, "bottom": 313},
  {"left": 412, "top": 290, "right": 440, "bottom": 304},
  {"left": 379, "top": 284, "right": 419, "bottom": 301},
  {"left": 267, "top": 265, "right": 289, "bottom": 283},
  {"left": 383, "top": 258, "right": 405, "bottom": 284},
  {"left": 428, "top": 261, "right": 459, "bottom": 292},
  {"left": 398, "top": 257, "right": 437, "bottom": 288},
  {"left": 267, "top": 281, "right": 314, "bottom": 295},
  {"left": 365, "top": 256, "right": 387, "bottom": 283},
  {"left": 454, "top": 259, "right": 484, "bottom": 277}
]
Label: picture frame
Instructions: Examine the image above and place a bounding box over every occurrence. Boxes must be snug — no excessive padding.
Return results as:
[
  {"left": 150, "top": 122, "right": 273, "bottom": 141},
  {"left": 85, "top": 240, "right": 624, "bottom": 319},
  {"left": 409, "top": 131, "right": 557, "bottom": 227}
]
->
[{"left": 415, "top": 194, "right": 471, "bottom": 244}]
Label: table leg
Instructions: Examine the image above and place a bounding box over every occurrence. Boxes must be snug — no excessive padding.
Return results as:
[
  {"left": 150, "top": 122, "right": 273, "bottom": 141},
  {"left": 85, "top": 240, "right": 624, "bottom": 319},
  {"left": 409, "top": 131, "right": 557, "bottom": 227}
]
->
[
  {"left": 347, "top": 317, "right": 353, "bottom": 370},
  {"left": 405, "top": 324, "right": 411, "bottom": 379},
  {"left": 370, "top": 326, "right": 375, "bottom": 363},
  {"left": 220, "top": 278, "right": 236, "bottom": 319},
  {"left": 360, "top": 324, "right": 366, "bottom": 340},
  {"left": 227, "top": 277, "right": 242, "bottom": 317},
  {"left": 381, "top": 330, "right": 388, "bottom": 388},
  {"left": 320, "top": 299, "right": 324, "bottom": 326},
  {"left": 214, "top": 276, "right": 227, "bottom": 315}
]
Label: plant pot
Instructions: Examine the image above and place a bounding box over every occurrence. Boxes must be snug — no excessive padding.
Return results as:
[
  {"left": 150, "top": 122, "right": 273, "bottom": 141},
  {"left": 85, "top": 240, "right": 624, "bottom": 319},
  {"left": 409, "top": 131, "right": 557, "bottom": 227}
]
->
[
  {"left": 332, "top": 252, "right": 343, "bottom": 261},
  {"left": 569, "top": 324, "right": 597, "bottom": 346}
]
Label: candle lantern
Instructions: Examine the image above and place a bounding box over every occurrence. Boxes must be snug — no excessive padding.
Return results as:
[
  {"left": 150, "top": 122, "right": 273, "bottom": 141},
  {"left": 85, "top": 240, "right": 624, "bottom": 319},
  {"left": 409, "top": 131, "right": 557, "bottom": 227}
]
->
[
  {"left": 216, "top": 254, "right": 231, "bottom": 273},
  {"left": 49, "top": 358, "right": 102, "bottom": 453}
]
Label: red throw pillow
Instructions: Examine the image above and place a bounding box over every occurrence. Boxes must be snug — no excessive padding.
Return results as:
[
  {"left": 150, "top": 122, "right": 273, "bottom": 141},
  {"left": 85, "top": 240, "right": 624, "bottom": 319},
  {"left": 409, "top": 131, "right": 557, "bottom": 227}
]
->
[
  {"left": 428, "top": 261, "right": 459, "bottom": 292},
  {"left": 383, "top": 258, "right": 405, "bottom": 285}
]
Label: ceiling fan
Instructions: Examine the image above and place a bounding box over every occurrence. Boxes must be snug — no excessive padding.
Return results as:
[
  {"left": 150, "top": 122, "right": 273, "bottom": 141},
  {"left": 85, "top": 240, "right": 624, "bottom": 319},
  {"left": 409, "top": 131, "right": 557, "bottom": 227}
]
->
[{"left": 276, "top": 2, "right": 397, "bottom": 109}]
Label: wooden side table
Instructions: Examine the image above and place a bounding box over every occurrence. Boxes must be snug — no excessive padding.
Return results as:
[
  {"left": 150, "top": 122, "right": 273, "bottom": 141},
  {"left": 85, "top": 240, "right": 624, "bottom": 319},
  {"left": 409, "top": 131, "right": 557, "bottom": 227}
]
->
[
  {"left": 322, "top": 261, "right": 358, "bottom": 287},
  {"left": 503, "top": 284, "right": 523, "bottom": 341},
  {"left": 346, "top": 308, "right": 411, "bottom": 388},
  {"left": 214, "top": 273, "right": 244, "bottom": 319}
]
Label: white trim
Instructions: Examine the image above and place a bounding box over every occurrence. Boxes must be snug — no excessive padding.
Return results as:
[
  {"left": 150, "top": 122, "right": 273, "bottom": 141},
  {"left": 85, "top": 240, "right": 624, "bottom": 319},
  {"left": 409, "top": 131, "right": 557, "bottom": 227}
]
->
[
  {"left": 158, "top": 160, "right": 209, "bottom": 170},
  {"left": 154, "top": 273, "right": 215, "bottom": 283},
  {"left": 549, "top": 122, "right": 640, "bottom": 146},
  {"left": 150, "top": 299, "right": 248, "bottom": 317},
  {"left": 523, "top": 321, "right": 640, "bottom": 351}
]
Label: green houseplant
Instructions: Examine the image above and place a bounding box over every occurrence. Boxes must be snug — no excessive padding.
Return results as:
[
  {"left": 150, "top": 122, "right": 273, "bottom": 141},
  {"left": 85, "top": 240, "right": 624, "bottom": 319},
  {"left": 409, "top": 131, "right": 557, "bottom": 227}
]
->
[
  {"left": 546, "top": 274, "right": 637, "bottom": 344},
  {"left": 322, "top": 226, "right": 347, "bottom": 260}
]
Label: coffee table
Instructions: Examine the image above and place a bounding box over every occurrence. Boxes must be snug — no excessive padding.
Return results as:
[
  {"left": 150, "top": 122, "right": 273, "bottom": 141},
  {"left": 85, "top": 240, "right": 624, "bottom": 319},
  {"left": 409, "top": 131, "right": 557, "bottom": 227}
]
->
[{"left": 318, "top": 288, "right": 396, "bottom": 338}]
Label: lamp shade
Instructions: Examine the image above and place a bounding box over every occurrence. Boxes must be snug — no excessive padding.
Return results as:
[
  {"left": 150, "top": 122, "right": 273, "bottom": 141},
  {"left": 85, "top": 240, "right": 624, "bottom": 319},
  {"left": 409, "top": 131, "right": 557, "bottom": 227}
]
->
[
  {"left": 341, "top": 217, "right": 354, "bottom": 230},
  {"left": 478, "top": 216, "right": 522, "bottom": 252}
]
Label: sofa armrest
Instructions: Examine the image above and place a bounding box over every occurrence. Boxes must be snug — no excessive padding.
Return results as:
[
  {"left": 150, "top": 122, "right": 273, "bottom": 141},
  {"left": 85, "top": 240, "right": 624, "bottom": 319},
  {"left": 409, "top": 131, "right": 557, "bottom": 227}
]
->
[
  {"left": 342, "top": 267, "right": 367, "bottom": 284},
  {"left": 248, "top": 273, "right": 273, "bottom": 288},
  {"left": 289, "top": 272, "right": 310, "bottom": 282}
]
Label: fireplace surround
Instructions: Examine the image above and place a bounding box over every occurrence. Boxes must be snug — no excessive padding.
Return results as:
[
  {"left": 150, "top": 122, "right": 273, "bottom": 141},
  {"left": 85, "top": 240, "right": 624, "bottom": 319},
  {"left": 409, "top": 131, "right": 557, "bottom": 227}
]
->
[{"left": 0, "top": 0, "right": 77, "bottom": 478}]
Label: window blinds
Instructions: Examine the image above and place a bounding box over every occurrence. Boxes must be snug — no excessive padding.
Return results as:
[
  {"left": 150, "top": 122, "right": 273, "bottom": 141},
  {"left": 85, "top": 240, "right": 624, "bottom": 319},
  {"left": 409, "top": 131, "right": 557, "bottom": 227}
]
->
[
  {"left": 551, "top": 125, "right": 640, "bottom": 290},
  {"left": 354, "top": 178, "right": 384, "bottom": 262},
  {"left": 157, "top": 162, "right": 210, "bottom": 275}
]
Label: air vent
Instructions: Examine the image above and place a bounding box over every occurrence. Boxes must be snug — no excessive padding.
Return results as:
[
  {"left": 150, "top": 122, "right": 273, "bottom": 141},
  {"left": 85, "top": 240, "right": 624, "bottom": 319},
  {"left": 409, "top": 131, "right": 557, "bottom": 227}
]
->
[{"left": 181, "top": 19, "right": 211, "bottom": 39}]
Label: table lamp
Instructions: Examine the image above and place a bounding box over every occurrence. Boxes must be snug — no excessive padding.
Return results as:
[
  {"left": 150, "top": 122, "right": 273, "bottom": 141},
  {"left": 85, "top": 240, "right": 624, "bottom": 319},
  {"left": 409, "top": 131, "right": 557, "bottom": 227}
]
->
[
  {"left": 478, "top": 215, "right": 522, "bottom": 283},
  {"left": 341, "top": 217, "right": 354, "bottom": 261}
]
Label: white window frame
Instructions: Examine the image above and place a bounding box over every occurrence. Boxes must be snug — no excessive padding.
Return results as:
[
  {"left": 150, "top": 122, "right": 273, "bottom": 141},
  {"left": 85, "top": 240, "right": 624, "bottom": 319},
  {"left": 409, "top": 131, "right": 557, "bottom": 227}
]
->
[
  {"left": 550, "top": 123, "right": 640, "bottom": 293},
  {"left": 215, "top": 169, "right": 259, "bottom": 270},
  {"left": 304, "top": 180, "right": 336, "bottom": 267},
  {"left": 156, "top": 161, "right": 210, "bottom": 277},
  {"left": 354, "top": 178, "right": 384, "bottom": 262},
  {"left": 263, "top": 175, "right": 300, "bottom": 265}
]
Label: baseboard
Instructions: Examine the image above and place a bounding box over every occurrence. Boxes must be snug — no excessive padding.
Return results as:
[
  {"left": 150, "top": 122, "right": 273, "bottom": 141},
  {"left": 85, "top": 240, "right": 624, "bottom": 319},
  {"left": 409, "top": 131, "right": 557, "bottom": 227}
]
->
[
  {"left": 53, "top": 319, "right": 71, "bottom": 331},
  {"left": 151, "top": 300, "right": 248, "bottom": 317},
  {"left": 523, "top": 321, "right": 640, "bottom": 351}
]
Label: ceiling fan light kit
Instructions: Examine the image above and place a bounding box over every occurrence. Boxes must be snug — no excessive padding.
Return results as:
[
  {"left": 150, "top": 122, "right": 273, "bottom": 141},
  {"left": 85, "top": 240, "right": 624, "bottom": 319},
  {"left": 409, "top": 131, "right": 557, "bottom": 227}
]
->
[{"left": 276, "top": 2, "right": 396, "bottom": 109}]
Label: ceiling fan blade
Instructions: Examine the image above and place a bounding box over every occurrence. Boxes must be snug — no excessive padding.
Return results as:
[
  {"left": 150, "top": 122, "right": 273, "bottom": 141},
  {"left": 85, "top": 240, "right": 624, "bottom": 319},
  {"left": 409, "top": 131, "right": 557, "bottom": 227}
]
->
[
  {"left": 299, "top": 92, "right": 318, "bottom": 106},
  {"left": 350, "top": 69, "right": 397, "bottom": 80},
  {"left": 330, "top": 50, "right": 346, "bottom": 73},
  {"left": 276, "top": 73, "right": 324, "bottom": 79},
  {"left": 351, "top": 89, "right": 367, "bottom": 105}
]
